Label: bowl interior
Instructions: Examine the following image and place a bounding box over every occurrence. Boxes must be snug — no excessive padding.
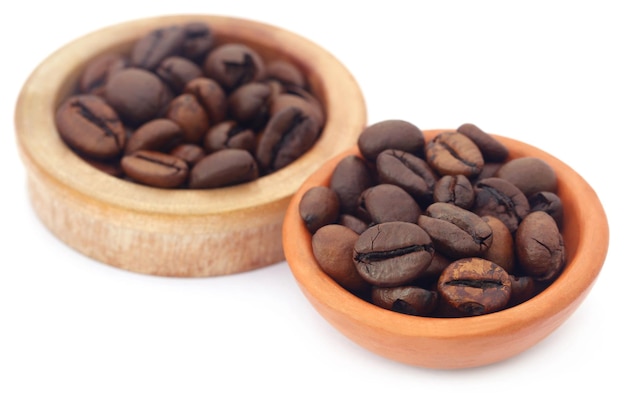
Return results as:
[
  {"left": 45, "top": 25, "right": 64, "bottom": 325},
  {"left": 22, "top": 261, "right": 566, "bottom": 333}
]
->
[{"left": 283, "top": 129, "right": 609, "bottom": 368}]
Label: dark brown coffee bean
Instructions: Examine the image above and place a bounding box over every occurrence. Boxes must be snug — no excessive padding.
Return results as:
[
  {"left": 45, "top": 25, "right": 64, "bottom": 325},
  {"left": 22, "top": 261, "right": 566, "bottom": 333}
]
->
[
  {"left": 169, "top": 143, "right": 206, "bottom": 166},
  {"left": 418, "top": 202, "right": 493, "bottom": 259},
  {"left": 473, "top": 177, "right": 530, "bottom": 233},
  {"left": 55, "top": 94, "right": 126, "bottom": 160},
  {"left": 227, "top": 82, "right": 272, "bottom": 129},
  {"left": 338, "top": 214, "right": 369, "bottom": 235},
  {"left": 528, "top": 191, "right": 563, "bottom": 227},
  {"left": 165, "top": 93, "right": 210, "bottom": 144},
  {"left": 495, "top": 157, "right": 558, "bottom": 196},
  {"left": 330, "top": 155, "right": 375, "bottom": 215},
  {"left": 353, "top": 221, "right": 434, "bottom": 287},
  {"left": 265, "top": 59, "right": 307, "bottom": 88},
  {"left": 105, "top": 68, "right": 172, "bottom": 126},
  {"left": 357, "top": 119, "right": 425, "bottom": 162},
  {"left": 78, "top": 53, "right": 128, "bottom": 96},
  {"left": 299, "top": 186, "right": 340, "bottom": 233},
  {"left": 432, "top": 174, "right": 475, "bottom": 209},
  {"left": 125, "top": 118, "right": 183, "bottom": 155},
  {"left": 270, "top": 89, "right": 325, "bottom": 128},
  {"left": 184, "top": 77, "right": 227, "bottom": 123},
  {"left": 457, "top": 123, "right": 509, "bottom": 162},
  {"left": 203, "top": 43, "right": 265, "bottom": 91},
  {"left": 371, "top": 286, "right": 438, "bottom": 316},
  {"left": 83, "top": 157, "right": 124, "bottom": 178},
  {"left": 312, "top": 224, "right": 370, "bottom": 295},
  {"left": 189, "top": 148, "right": 259, "bottom": 188},
  {"left": 376, "top": 149, "right": 437, "bottom": 204},
  {"left": 515, "top": 211, "right": 566, "bottom": 282},
  {"left": 156, "top": 56, "right": 204, "bottom": 93},
  {"left": 255, "top": 106, "right": 321, "bottom": 172},
  {"left": 204, "top": 121, "right": 256, "bottom": 153},
  {"left": 425, "top": 131, "right": 484, "bottom": 177},
  {"left": 509, "top": 275, "right": 536, "bottom": 307},
  {"left": 356, "top": 184, "right": 421, "bottom": 225},
  {"left": 481, "top": 215, "right": 514, "bottom": 273},
  {"left": 437, "top": 257, "right": 512, "bottom": 316},
  {"left": 121, "top": 150, "right": 188, "bottom": 188},
  {"left": 131, "top": 25, "right": 186, "bottom": 70},
  {"left": 181, "top": 22, "right": 214, "bottom": 62},
  {"left": 418, "top": 252, "right": 451, "bottom": 282}
]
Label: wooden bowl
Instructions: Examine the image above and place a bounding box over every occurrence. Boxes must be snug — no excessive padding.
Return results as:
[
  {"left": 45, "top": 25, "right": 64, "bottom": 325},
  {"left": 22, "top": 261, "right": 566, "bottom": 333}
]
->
[
  {"left": 283, "top": 129, "right": 609, "bottom": 369},
  {"left": 15, "top": 15, "right": 366, "bottom": 277}
]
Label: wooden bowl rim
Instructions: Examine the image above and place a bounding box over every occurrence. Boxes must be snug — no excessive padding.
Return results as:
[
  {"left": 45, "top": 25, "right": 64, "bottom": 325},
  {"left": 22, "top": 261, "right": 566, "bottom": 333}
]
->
[
  {"left": 15, "top": 14, "right": 367, "bottom": 217},
  {"left": 284, "top": 129, "right": 609, "bottom": 340}
]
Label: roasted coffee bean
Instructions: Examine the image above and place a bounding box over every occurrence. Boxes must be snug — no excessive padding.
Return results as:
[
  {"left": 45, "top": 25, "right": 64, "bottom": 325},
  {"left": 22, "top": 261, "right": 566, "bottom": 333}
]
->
[
  {"left": 84, "top": 157, "right": 125, "bottom": 177},
  {"left": 169, "top": 143, "right": 206, "bottom": 166},
  {"left": 432, "top": 174, "right": 475, "bottom": 209},
  {"left": 299, "top": 186, "right": 340, "bottom": 233},
  {"left": 417, "top": 252, "right": 451, "bottom": 283},
  {"left": 418, "top": 202, "right": 493, "bottom": 259},
  {"left": 105, "top": 68, "right": 172, "bottom": 126},
  {"left": 188, "top": 148, "right": 259, "bottom": 188},
  {"left": 371, "top": 286, "right": 438, "bottom": 316},
  {"left": 227, "top": 82, "right": 272, "bottom": 129},
  {"left": 509, "top": 275, "right": 536, "bottom": 307},
  {"left": 481, "top": 215, "right": 514, "bottom": 273},
  {"left": 357, "top": 184, "right": 421, "bottom": 225},
  {"left": 457, "top": 123, "right": 509, "bottom": 162},
  {"left": 474, "top": 162, "right": 503, "bottom": 181},
  {"left": 256, "top": 106, "right": 321, "bottom": 172},
  {"left": 121, "top": 150, "right": 188, "bottom": 188},
  {"left": 312, "top": 224, "right": 370, "bottom": 295},
  {"left": 55, "top": 94, "right": 126, "bottom": 160},
  {"left": 496, "top": 157, "right": 558, "bottom": 196},
  {"left": 131, "top": 25, "right": 186, "bottom": 70},
  {"left": 353, "top": 221, "right": 434, "bottom": 287},
  {"left": 204, "top": 121, "right": 256, "bottom": 153},
  {"left": 78, "top": 53, "right": 128, "bottom": 96},
  {"left": 376, "top": 149, "right": 437, "bottom": 203},
  {"left": 125, "top": 118, "right": 183, "bottom": 155},
  {"left": 184, "top": 77, "right": 227, "bottom": 123},
  {"left": 426, "top": 131, "right": 484, "bottom": 177},
  {"left": 270, "top": 90, "right": 325, "bottom": 128},
  {"left": 330, "top": 155, "right": 375, "bottom": 215},
  {"left": 515, "top": 211, "right": 566, "bottom": 282},
  {"left": 156, "top": 56, "right": 204, "bottom": 93},
  {"left": 437, "top": 257, "right": 512, "bottom": 316},
  {"left": 528, "top": 191, "right": 563, "bottom": 227},
  {"left": 473, "top": 177, "right": 530, "bottom": 233},
  {"left": 203, "top": 43, "right": 265, "bottom": 91},
  {"left": 357, "top": 119, "right": 425, "bottom": 162},
  {"left": 338, "top": 214, "right": 369, "bottom": 235},
  {"left": 165, "top": 93, "right": 210, "bottom": 144},
  {"left": 181, "top": 22, "right": 214, "bottom": 62},
  {"left": 265, "top": 59, "right": 307, "bottom": 88}
]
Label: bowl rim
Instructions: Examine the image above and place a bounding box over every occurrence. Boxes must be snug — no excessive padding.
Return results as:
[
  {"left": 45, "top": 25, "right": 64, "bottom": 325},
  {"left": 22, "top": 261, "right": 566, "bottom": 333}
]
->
[
  {"left": 284, "top": 129, "right": 609, "bottom": 342},
  {"left": 14, "top": 14, "right": 367, "bottom": 217}
]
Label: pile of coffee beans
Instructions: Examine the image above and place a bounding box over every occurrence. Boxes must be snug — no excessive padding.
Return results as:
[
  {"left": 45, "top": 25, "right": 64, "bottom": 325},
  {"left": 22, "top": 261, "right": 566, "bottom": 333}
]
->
[
  {"left": 55, "top": 22, "right": 325, "bottom": 188},
  {"left": 300, "top": 120, "right": 566, "bottom": 318}
]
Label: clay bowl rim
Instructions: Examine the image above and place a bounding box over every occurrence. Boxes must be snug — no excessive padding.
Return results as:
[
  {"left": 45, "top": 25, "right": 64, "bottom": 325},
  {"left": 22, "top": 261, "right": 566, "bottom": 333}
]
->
[
  {"left": 14, "top": 14, "right": 367, "bottom": 217},
  {"left": 283, "top": 129, "right": 609, "bottom": 368}
]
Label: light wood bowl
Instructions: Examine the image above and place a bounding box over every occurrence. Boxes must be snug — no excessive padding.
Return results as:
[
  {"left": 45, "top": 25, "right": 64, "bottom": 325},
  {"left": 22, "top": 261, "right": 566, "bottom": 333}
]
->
[
  {"left": 15, "top": 15, "right": 366, "bottom": 277},
  {"left": 283, "top": 129, "right": 609, "bottom": 369}
]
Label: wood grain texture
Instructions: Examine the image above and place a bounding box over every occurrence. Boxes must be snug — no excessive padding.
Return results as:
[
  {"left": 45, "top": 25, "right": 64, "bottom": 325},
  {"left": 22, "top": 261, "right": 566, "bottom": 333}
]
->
[
  {"left": 283, "top": 129, "right": 609, "bottom": 369},
  {"left": 15, "top": 15, "right": 367, "bottom": 277}
]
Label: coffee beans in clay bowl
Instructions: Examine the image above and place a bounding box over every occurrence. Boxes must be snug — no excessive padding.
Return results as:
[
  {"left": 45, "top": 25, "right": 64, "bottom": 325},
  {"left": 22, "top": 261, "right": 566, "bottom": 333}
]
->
[
  {"left": 283, "top": 120, "right": 609, "bottom": 369},
  {"left": 15, "top": 15, "right": 366, "bottom": 277}
]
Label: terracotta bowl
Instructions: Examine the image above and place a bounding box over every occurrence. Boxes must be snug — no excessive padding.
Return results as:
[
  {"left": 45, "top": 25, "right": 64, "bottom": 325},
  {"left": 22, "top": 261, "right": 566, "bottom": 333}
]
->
[
  {"left": 283, "top": 129, "right": 609, "bottom": 369},
  {"left": 15, "top": 15, "right": 366, "bottom": 277}
]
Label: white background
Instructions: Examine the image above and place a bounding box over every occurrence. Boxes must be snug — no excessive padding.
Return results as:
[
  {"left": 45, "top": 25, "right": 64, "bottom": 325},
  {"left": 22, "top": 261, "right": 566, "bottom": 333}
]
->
[{"left": 1, "top": 1, "right": 623, "bottom": 398}]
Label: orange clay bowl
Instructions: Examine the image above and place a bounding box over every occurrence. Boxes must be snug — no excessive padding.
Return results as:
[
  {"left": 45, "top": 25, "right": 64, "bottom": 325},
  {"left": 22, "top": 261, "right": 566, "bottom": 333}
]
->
[
  {"left": 283, "top": 129, "right": 609, "bottom": 369},
  {"left": 15, "top": 15, "right": 366, "bottom": 277}
]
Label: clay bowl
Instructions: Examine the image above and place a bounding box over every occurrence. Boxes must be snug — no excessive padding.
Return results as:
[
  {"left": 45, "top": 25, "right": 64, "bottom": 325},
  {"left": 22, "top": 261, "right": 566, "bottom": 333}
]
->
[
  {"left": 283, "top": 129, "right": 609, "bottom": 369},
  {"left": 15, "top": 15, "right": 366, "bottom": 277}
]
